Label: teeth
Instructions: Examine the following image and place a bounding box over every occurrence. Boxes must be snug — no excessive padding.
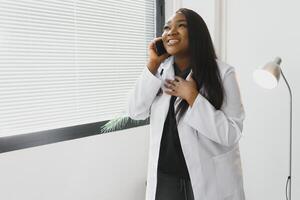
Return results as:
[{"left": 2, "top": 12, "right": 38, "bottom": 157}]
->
[{"left": 168, "top": 40, "right": 179, "bottom": 45}]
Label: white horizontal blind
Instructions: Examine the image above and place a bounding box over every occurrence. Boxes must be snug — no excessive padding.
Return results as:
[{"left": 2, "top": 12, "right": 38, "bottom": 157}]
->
[{"left": 0, "top": 0, "right": 155, "bottom": 137}]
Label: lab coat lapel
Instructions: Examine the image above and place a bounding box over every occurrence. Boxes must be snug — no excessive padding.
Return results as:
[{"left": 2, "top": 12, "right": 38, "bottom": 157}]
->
[
  {"left": 156, "top": 56, "right": 175, "bottom": 127},
  {"left": 161, "top": 56, "right": 175, "bottom": 80}
]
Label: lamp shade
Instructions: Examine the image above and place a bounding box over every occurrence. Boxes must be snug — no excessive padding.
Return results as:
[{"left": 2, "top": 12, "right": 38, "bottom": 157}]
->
[{"left": 253, "top": 57, "right": 282, "bottom": 89}]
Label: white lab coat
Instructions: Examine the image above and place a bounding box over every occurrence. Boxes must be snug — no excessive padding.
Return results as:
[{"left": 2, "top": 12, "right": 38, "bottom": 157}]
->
[{"left": 127, "top": 56, "right": 246, "bottom": 200}]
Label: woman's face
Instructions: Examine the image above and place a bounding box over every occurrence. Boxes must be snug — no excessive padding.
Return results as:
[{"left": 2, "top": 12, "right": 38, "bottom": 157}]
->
[{"left": 162, "top": 12, "right": 189, "bottom": 56}]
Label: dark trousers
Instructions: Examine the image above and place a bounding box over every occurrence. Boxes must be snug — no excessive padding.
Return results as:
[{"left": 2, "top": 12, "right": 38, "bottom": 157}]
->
[{"left": 155, "top": 171, "right": 195, "bottom": 200}]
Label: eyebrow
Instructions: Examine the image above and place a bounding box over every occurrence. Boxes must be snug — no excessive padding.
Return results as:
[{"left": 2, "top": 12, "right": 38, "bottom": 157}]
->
[{"left": 166, "top": 19, "right": 187, "bottom": 25}]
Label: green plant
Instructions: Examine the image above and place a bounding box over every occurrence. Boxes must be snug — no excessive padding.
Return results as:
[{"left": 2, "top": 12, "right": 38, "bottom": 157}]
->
[{"left": 100, "top": 115, "right": 147, "bottom": 133}]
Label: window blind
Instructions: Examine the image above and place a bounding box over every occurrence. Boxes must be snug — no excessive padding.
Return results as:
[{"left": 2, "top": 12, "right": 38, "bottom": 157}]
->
[{"left": 0, "top": 0, "right": 155, "bottom": 137}]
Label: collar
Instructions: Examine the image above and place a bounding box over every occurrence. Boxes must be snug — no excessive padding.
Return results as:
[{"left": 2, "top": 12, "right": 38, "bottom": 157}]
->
[
  {"left": 174, "top": 62, "right": 191, "bottom": 79},
  {"left": 159, "top": 56, "right": 193, "bottom": 80}
]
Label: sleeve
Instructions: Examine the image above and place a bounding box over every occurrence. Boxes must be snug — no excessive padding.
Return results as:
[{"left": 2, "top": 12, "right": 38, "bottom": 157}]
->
[
  {"left": 126, "top": 66, "right": 162, "bottom": 120},
  {"left": 183, "top": 67, "right": 245, "bottom": 147}
]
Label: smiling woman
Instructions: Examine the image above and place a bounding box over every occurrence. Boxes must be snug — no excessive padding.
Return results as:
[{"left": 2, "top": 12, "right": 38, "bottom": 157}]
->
[{"left": 127, "top": 8, "right": 246, "bottom": 200}]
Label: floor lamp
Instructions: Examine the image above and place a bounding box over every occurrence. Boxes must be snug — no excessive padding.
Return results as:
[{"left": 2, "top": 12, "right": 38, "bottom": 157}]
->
[{"left": 253, "top": 57, "right": 292, "bottom": 200}]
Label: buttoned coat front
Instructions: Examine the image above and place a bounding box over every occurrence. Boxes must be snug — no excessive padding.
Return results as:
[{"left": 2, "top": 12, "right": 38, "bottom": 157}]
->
[{"left": 127, "top": 56, "right": 246, "bottom": 200}]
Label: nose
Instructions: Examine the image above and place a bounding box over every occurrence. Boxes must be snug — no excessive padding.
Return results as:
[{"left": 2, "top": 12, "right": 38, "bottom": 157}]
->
[{"left": 167, "top": 26, "right": 178, "bottom": 36}]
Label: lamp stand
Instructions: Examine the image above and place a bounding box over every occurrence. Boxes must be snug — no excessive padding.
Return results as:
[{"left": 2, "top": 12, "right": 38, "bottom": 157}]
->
[{"left": 281, "top": 69, "right": 292, "bottom": 200}]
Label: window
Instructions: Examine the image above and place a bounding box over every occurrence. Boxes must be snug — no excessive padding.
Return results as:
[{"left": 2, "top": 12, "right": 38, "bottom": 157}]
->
[{"left": 0, "top": 0, "right": 165, "bottom": 153}]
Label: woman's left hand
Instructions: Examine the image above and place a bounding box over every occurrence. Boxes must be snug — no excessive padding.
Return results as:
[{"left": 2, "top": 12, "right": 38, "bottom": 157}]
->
[{"left": 164, "top": 76, "right": 199, "bottom": 106}]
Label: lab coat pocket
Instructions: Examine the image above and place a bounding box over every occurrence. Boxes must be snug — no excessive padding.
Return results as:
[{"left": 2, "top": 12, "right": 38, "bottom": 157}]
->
[{"left": 212, "top": 147, "right": 242, "bottom": 197}]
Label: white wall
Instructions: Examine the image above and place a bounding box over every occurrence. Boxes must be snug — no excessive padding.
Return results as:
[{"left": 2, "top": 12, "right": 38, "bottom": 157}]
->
[
  {"left": 0, "top": 126, "right": 150, "bottom": 200},
  {"left": 226, "top": 1, "right": 300, "bottom": 199}
]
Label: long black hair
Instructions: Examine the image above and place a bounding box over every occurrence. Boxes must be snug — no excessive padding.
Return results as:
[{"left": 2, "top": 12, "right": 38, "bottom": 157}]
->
[{"left": 174, "top": 8, "right": 225, "bottom": 121}]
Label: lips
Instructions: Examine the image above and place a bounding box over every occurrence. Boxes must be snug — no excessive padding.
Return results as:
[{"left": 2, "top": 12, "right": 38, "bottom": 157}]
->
[{"left": 167, "top": 39, "right": 180, "bottom": 46}]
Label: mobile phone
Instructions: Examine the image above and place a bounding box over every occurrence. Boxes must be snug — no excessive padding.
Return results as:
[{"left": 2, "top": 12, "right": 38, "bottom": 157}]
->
[{"left": 155, "top": 39, "right": 167, "bottom": 56}]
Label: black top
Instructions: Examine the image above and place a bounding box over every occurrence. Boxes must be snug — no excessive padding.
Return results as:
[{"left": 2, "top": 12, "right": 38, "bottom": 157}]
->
[{"left": 157, "top": 63, "right": 191, "bottom": 180}]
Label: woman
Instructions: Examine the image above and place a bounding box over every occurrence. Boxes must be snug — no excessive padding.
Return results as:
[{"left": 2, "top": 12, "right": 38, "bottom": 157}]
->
[{"left": 127, "top": 8, "right": 245, "bottom": 200}]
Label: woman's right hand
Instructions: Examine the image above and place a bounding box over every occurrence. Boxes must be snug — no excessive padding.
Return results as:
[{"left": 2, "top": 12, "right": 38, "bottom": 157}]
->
[{"left": 147, "top": 37, "right": 170, "bottom": 74}]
